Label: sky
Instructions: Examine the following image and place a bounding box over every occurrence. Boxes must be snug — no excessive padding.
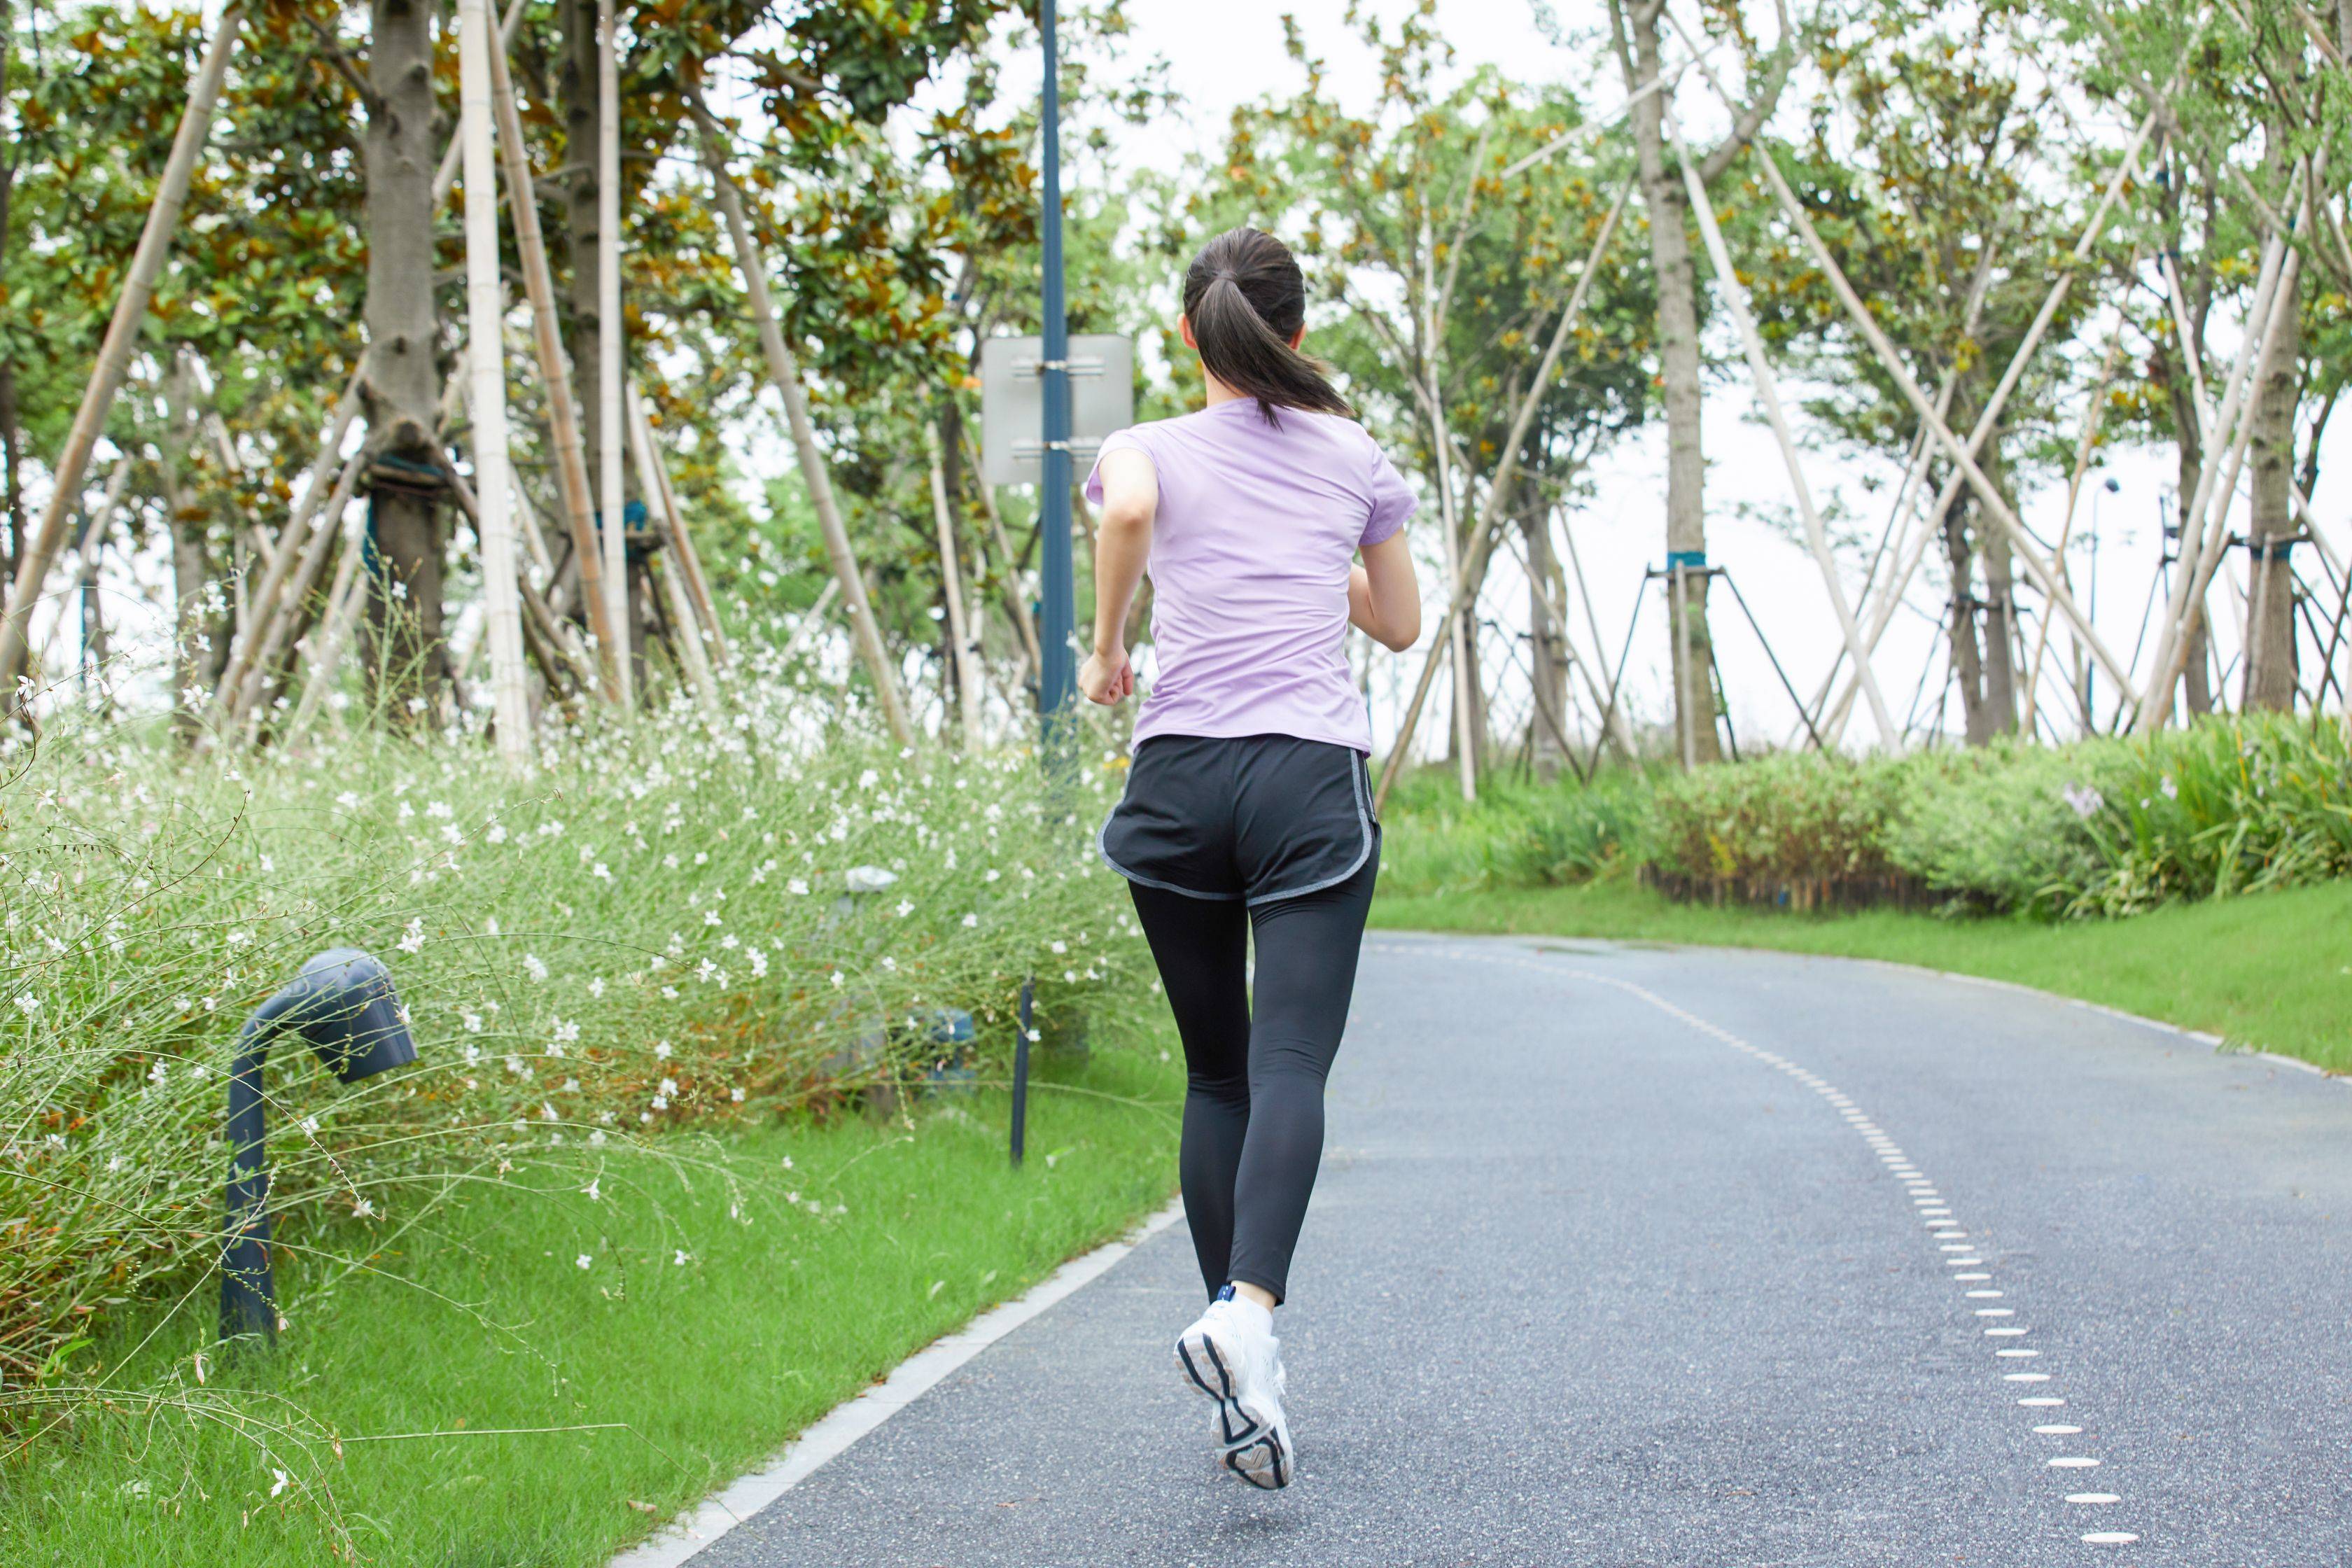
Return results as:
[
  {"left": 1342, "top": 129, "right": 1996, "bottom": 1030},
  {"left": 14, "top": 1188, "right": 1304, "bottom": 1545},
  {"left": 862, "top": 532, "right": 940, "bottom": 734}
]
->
[{"left": 1018, "top": 0, "right": 2352, "bottom": 759}]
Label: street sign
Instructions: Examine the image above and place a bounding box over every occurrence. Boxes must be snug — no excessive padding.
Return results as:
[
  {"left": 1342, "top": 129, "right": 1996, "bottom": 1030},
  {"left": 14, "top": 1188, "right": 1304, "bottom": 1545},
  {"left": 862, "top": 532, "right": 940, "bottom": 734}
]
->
[{"left": 978, "top": 333, "right": 1134, "bottom": 489}]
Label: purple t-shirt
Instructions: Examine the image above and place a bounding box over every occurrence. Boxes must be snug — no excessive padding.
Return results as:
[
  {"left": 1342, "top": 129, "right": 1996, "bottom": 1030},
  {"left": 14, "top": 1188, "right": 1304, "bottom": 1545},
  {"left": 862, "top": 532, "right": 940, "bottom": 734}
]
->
[{"left": 1084, "top": 398, "right": 1417, "bottom": 755}]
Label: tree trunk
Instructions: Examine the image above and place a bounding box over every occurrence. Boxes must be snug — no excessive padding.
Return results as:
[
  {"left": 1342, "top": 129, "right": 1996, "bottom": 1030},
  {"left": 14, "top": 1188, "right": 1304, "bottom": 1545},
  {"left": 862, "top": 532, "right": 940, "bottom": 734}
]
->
[
  {"left": 2244, "top": 259, "right": 2300, "bottom": 711},
  {"left": 1940, "top": 482, "right": 1991, "bottom": 746},
  {"left": 1977, "top": 435, "right": 2019, "bottom": 738},
  {"left": 1525, "top": 510, "right": 1571, "bottom": 774},
  {"left": 160, "top": 368, "right": 223, "bottom": 741},
  {"left": 0, "top": 356, "right": 20, "bottom": 592},
  {"left": 2175, "top": 412, "right": 2215, "bottom": 719},
  {"left": 1616, "top": 0, "right": 1720, "bottom": 762},
  {"left": 559, "top": 0, "right": 648, "bottom": 692},
  {"left": 363, "top": 0, "right": 447, "bottom": 720}
]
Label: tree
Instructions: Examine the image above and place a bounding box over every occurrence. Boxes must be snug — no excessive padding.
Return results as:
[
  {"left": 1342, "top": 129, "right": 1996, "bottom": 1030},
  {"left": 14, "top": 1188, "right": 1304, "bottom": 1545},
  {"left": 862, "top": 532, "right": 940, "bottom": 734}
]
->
[
  {"left": 1604, "top": 0, "right": 1793, "bottom": 763},
  {"left": 1197, "top": 4, "right": 1651, "bottom": 788}
]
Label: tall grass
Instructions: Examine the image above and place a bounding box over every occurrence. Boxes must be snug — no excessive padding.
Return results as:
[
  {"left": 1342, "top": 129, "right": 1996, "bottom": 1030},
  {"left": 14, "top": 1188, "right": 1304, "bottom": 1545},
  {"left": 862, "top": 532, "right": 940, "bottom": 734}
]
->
[{"left": 0, "top": 637, "right": 1147, "bottom": 1453}]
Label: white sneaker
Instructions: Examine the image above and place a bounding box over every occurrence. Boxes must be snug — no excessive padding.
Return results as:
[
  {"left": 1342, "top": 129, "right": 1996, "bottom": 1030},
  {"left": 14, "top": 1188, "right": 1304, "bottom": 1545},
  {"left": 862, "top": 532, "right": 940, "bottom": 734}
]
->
[{"left": 1174, "top": 1288, "right": 1293, "bottom": 1490}]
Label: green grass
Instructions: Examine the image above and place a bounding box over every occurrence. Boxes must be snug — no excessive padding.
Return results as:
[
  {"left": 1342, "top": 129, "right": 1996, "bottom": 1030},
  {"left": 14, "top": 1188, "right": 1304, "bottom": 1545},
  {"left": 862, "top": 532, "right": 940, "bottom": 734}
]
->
[
  {"left": 0, "top": 1042, "right": 1182, "bottom": 1567},
  {"left": 1375, "top": 876, "right": 2352, "bottom": 1072}
]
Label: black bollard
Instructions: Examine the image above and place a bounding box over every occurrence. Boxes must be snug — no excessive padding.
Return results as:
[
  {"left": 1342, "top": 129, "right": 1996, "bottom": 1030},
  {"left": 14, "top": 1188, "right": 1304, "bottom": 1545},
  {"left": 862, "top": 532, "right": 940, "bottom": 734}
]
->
[
  {"left": 1011, "top": 975, "right": 1034, "bottom": 1169},
  {"left": 221, "top": 948, "right": 417, "bottom": 1345}
]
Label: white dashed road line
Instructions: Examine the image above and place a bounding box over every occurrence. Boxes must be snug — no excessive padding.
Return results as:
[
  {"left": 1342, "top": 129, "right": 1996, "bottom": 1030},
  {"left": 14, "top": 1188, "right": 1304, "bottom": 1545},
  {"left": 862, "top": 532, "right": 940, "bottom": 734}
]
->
[{"left": 1392, "top": 944, "right": 2143, "bottom": 1551}]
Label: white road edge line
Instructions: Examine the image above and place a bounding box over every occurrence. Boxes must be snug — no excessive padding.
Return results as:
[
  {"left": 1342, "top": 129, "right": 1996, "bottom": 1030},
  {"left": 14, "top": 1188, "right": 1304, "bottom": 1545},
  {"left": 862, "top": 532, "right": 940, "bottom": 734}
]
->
[{"left": 607, "top": 1197, "right": 1186, "bottom": 1568}]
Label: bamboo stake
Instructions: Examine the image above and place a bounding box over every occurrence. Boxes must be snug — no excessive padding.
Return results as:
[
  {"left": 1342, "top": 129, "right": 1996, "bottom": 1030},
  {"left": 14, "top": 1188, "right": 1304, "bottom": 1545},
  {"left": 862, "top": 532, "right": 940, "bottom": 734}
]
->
[
  {"left": 488, "top": 23, "right": 622, "bottom": 701},
  {"left": 460, "top": 0, "right": 532, "bottom": 764},
  {"left": 1672, "top": 12, "right": 2152, "bottom": 705},
  {"left": 2020, "top": 318, "right": 2128, "bottom": 730},
  {"left": 690, "top": 95, "right": 914, "bottom": 746},
  {"left": 779, "top": 578, "right": 841, "bottom": 668},
  {"left": 927, "top": 426, "right": 984, "bottom": 748},
  {"left": 1415, "top": 216, "right": 1480, "bottom": 802},
  {"left": 39, "top": 463, "right": 133, "bottom": 679},
  {"left": 1553, "top": 502, "right": 1641, "bottom": 766},
  {"left": 628, "top": 382, "right": 727, "bottom": 664},
  {"left": 2140, "top": 245, "right": 2300, "bottom": 729},
  {"left": 1796, "top": 235, "right": 1996, "bottom": 745},
  {"left": 621, "top": 386, "right": 715, "bottom": 709},
  {"left": 961, "top": 425, "right": 1042, "bottom": 674},
  {"left": 1729, "top": 141, "right": 2139, "bottom": 698},
  {"left": 285, "top": 544, "right": 367, "bottom": 741},
  {"left": 1667, "top": 109, "right": 1899, "bottom": 750},
  {"left": 202, "top": 385, "right": 363, "bottom": 732},
  {"left": 230, "top": 447, "right": 361, "bottom": 735},
  {"left": 0, "top": 4, "right": 244, "bottom": 710},
  {"left": 1376, "top": 186, "right": 1630, "bottom": 809},
  {"left": 596, "top": 0, "right": 631, "bottom": 705},
  {"left": 433, "top": 0, "right": 530, "bottom": 202}
]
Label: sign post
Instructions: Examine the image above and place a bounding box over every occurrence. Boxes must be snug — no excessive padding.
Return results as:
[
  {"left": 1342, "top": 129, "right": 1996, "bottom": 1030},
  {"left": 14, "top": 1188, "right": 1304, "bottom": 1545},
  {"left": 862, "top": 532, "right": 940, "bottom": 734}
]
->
[{"left": 1038, "top": 0, "right": 1074, "bottom": 737}]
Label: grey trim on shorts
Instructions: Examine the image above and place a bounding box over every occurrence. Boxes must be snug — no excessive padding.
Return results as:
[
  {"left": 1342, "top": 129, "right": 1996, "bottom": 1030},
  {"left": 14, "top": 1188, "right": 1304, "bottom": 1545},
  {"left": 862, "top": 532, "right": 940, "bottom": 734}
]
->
[
  {"left": 1095, "top": 811, "right": 1243, "bottom": 901},
  {"left": 1242, "top": 755, "right": 1376, "bottom": 906},
  {"left": 1095, "top": 746, "right": 1377, "bottom": 907}
]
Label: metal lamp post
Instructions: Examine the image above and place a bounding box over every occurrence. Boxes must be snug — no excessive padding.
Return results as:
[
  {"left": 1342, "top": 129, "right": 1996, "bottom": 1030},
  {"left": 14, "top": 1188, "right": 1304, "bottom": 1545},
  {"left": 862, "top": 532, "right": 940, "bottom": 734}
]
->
[
  {"left": 1037, "top": 0, "right": 1074, "bottom": 741},
  {"left": 221, "top": 947, "right": 416, "bottom": 1345}
]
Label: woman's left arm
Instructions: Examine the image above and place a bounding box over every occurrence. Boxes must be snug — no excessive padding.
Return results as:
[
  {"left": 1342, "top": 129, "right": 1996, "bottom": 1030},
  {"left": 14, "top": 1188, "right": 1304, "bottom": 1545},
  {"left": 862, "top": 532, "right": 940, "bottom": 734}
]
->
[
  {"left": 1349, "top": 531, "right": 1422, "bottom": 652},
  {"left": 1080, "top": 448, "right": 1157, "bottom": 704}
]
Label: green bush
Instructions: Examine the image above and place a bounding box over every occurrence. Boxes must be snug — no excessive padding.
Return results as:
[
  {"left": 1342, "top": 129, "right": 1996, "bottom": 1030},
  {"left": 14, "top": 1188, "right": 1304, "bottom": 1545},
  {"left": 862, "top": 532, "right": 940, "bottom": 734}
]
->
[
  {"left": 1377, "top": 768, "right": 1646, "bottom": 895},
  {"left": 1382, "top": 715, "right": 2352, "bottom": 920},
  {"left": 1642, "top": 752, "right": 1908, "bottom": 886}
]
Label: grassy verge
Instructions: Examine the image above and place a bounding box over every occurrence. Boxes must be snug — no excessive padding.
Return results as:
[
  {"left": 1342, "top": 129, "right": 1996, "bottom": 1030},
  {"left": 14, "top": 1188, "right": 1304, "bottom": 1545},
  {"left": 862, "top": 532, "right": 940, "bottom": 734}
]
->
[
  {"left": 1375, "top": 877, "right": 2352, "bottom": 1072},
  {"left": 0, "top": 1041, "right": 1181, "bottom": 1568}
]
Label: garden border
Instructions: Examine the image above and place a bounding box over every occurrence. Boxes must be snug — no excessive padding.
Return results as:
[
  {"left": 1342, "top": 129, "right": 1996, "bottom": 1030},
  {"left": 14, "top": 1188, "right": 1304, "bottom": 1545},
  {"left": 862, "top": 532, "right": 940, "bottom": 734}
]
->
[{"left": 606, "top": 1195, "right": 1184, "bottom": 1568}]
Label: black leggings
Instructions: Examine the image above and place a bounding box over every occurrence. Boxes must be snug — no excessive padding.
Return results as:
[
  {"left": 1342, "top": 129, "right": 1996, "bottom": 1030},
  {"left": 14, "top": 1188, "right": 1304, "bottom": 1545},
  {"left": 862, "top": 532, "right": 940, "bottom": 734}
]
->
[{"left": 1130, "top": 854, "right": 1378, "bottom": 1305}]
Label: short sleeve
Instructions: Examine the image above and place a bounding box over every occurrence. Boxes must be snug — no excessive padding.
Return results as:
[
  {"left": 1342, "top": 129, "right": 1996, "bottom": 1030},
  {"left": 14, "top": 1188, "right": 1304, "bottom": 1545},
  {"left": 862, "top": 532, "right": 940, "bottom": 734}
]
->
[
  {"left": 1082, "top": 430, "right": 1152, "bottom": 505},
  {"left": 1360, "top": 439, "right": 1417, "bottom": 548}
]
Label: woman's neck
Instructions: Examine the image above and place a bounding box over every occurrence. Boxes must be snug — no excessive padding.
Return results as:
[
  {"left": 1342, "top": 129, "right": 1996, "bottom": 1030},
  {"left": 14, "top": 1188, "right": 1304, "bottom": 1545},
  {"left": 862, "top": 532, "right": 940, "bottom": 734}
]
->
[{"left": 1201, "top": 368, "right": 1246, "bottom": 408}]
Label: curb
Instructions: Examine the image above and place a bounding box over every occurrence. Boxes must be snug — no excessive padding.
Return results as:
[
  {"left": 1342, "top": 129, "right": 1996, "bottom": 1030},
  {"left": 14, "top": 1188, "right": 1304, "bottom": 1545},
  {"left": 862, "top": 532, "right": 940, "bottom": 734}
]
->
[{"left": 608, "top": 1196, "right": 1185, "bottom": 1568}]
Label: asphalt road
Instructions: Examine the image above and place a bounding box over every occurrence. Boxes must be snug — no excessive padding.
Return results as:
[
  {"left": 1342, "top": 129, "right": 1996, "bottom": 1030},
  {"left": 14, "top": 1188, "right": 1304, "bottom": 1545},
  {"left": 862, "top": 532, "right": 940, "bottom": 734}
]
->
[{"left": 692, "top": 934, "right": 2352, "bottom": 1567}]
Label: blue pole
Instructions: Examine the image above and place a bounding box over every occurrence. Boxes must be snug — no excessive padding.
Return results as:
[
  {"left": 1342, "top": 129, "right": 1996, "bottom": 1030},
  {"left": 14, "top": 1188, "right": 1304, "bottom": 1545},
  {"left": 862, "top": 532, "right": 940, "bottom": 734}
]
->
[{"left": 1037, "top": 0, "right": 1074, "bottom": 740}]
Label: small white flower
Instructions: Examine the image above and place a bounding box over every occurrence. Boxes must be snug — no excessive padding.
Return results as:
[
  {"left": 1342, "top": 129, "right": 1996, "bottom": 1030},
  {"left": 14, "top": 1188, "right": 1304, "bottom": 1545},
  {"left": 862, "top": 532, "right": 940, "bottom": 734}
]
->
[
  {"left": 961, "top": 913, "right": 979, "bottom": 929},
  {"left": 524, "top": 954, "right": 550, "bottom": 983},
  {"left": 1050, "top": 940, "right": 1068, "bottom": 955},
  {"left": 830, "top": 971, "right": 846, "bottom": 988},
  {"left": 895, "top": 899, "right": 913, "bottom": 918},
  {"left": 2160, "top": 775, "right": 2178, "bottom": 800},
  {"left": 576, "top": 1254, "right": 593, "bottom": 1270},
  {"left": 335, "top": 790, "right": 360, "bottom": 809},
  {"left": 397, "top": 918, "right": 426, "bottom": 955},
  {"left": 654, "top": 1040, "right": 672, "bottom": 1059},
  {"left": 583, "top": 1178, "right": 601, "bottom": 1200},
  {"left": 659, "top": 1077, "right": 678, "bottom": 1096},
  {"left": 270, "top": 1469, "right": 291, "bottom": 1498},
  {"left": 352, "top": 1197, "right": 377, "bottom": 1219},
  {"left": 786, "top": 877, "right": 810, "bottom": 896},
  {"left": 845, "top": 864, "right": 899, "bottom": 893},
  {"left": 729, "top": 1086, "right": 746, "bottom": 1102},
  {"left": 674, "top": 1250, "right": 690, "bottom": 1266}
]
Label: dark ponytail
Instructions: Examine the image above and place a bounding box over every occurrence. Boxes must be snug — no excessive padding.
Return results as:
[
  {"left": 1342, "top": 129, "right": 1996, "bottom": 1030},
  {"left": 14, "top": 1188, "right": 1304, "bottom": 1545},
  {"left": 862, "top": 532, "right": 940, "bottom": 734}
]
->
[{"left": 1182, "top": 227, "right": 1353, "bottom": 426}]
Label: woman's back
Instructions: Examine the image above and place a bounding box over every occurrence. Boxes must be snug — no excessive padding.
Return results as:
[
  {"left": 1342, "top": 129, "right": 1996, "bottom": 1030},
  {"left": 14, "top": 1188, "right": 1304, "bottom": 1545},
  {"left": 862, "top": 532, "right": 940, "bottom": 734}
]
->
[{"left": 1086, "top": 399, "right": 1412, "bottom": 754}]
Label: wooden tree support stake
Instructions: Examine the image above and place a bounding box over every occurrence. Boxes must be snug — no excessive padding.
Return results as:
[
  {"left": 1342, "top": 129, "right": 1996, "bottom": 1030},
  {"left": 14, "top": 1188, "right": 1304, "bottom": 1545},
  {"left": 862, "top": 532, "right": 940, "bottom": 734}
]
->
[
  {"left": 488, "top": 22, "right": 622, "bottom": 701},
  {"left": 690, "top": 92, "right": 914, "bottom": 746},
  {"left": 1, "top": 2, "right": 244, "bottom": 711}
]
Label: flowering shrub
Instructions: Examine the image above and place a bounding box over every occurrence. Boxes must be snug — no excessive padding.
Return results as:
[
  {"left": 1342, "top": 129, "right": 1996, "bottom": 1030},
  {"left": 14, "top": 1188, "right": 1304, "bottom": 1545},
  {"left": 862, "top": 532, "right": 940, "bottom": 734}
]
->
[{"left": 0, "top": 662, "right": 1147, "bottom": 1411}]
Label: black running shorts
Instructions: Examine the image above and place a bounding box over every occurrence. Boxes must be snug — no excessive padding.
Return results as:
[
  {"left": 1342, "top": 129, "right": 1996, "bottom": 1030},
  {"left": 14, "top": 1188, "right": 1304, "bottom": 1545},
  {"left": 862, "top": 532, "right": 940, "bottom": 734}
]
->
[{"left": 1098, "top": 733, "right": 1380, "bottom": 906}]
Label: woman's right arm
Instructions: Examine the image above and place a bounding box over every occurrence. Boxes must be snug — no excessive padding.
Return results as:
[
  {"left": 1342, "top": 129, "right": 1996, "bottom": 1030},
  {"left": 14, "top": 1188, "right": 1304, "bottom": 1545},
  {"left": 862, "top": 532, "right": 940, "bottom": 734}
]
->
[
  {"left": 1080, "top": 447, "right": 1157, "bottom": 705},
  {"left": 1349, "top": 531, "right": 1421, "bottom": 652}
]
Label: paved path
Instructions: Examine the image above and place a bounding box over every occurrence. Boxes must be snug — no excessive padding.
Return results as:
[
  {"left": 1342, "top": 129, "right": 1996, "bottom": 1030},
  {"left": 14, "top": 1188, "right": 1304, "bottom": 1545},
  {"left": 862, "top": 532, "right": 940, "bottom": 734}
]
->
[{"left": 694, "top": 935, "right": 2352, "bottom": 1567}]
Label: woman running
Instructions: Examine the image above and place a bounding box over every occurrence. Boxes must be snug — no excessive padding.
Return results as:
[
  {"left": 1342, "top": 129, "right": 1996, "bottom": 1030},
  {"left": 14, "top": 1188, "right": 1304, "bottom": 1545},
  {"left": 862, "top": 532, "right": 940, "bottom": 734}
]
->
[{"left": 1079, "top": 226, "right": 1422, "bottom": 1491}]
